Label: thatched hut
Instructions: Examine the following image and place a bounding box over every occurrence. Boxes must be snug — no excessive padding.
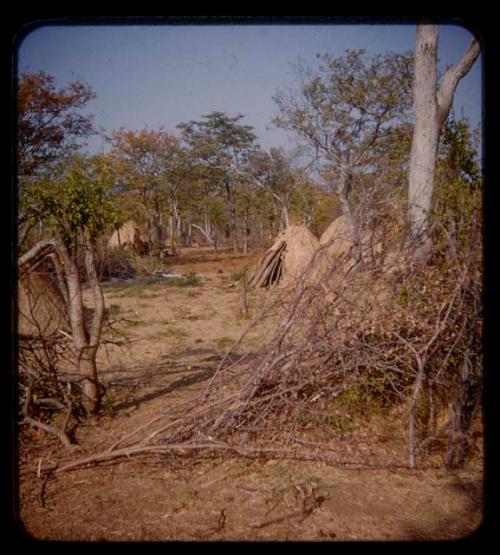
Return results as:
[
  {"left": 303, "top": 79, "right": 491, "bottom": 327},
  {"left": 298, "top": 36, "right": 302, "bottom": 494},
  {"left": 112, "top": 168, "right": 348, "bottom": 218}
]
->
[
  {"left": 318, "top": 215, "right": 354, "bottom": 259},
  {"left": 318, "top": 215, "right": 384, "bottom": 265},
  {"left": 250, "top": 224, "right": 319, "bottom": 288},
  {"left": 18, "top": 271, "right": 69, "bottom": 338}
]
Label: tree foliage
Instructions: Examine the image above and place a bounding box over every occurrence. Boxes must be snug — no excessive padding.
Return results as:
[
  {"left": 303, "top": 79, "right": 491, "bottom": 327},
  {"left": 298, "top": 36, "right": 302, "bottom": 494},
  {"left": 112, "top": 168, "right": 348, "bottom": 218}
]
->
[
  {"left": 17, "top": 71, "right": 96, "bottom": 177},
  {"left": 273, "top": 50, "right": 412, "bottom": 171},
  {"left": 273, "top": 49, "right": 413, "bottom": 250},
  {"left": 26, "top": 154, "right": 118, "bottom": 246}
]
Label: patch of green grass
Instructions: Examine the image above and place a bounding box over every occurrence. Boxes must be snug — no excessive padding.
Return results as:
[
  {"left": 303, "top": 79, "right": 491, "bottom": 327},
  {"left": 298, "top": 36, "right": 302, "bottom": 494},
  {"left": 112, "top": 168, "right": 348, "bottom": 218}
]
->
[
  {"left": 143, "top": 327, "right": 189, "bottom": 342},
  {"left": 103, "top": 279, "right": 161, "bottom": 297},
  {"left": 230, "top": 267, "right": 249, "bottom": 282},
  {"left": 106, "top": 304, "right": 121, "bottom": 318},
  {"left": 216, "top": 336, "right": 234, "bottom": 350},
  {"left": 104, "top": 273, "right": 203, "bottom": 298},
  {"left": 165, "top": 271, "right": 203, "bottom": 288},
  {"left": 134, "top": 291, "right": 163, "bottom": 299},
  {"left": 297, "top": 384, "right": 391, "bottom": 433}
]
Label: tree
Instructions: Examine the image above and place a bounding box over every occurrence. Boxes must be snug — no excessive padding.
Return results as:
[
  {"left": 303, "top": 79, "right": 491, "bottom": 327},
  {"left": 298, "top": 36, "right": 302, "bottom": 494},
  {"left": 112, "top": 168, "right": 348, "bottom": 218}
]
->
[
  {"left": 274, "top": 50, "right": 413, "bottom": 255},
  {"left": 17, "top": 71, "right": 95, "bottom": 178},
  {"left": 407, "top": 25, "right": 480, "bottom": 263},
  {"left": 240, "top": 147, "right": 305, "bottom": 230},
  {"left": 433, "top": 114, "right": 481, "bottom": 254},
  {"left": 105, "top": 128, "right": 181, "bottom": 256},
  {"left": 18, "top": 155, "right": 118, "bottom": 414},
  {"left": 178, "top": 112, "right": 257, "bottom": 252}
]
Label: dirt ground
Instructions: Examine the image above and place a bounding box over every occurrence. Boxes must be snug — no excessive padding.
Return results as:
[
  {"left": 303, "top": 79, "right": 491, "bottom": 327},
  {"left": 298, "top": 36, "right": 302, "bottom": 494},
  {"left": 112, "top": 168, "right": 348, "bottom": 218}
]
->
[{"left": 16, "top": 248, "right": 484, "bottom": 542}]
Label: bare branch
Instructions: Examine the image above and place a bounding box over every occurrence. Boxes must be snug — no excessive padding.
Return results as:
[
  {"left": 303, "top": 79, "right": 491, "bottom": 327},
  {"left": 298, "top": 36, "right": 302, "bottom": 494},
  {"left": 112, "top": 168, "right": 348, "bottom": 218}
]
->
[{"left": 437, "top": 39, "right": 481, "bottom": 128}]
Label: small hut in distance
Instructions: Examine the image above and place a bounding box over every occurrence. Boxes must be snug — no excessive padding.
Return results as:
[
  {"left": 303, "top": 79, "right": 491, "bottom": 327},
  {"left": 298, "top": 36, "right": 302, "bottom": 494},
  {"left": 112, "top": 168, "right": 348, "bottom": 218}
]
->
[{"left": 108, "top": 220, "right": 147, "bottom": 254}]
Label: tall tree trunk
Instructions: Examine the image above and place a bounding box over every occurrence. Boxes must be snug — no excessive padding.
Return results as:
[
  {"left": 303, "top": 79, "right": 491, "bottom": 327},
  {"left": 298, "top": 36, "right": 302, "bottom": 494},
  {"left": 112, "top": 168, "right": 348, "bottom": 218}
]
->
[
  {"left": 146, "top": 216, "right": 153, "bottom": 256},
  {"left": 176, "top": 211, "right": 182, "bottom": 248},
  {"left": 153, "top": 193, "right": 163, "bottom": 257},
  {"left": 82, "top": 231, "right": 105, "bottom": 413},
  {"left": 203, "top": 205, "right": 211, "bottom": 238},
  {"left": 281, "top": 203, "right": 290, "bottom": 229},
  {"left": 169, "top": 200, "right": 179, "bottom": 256},
  {"left": 56, "top": 236, "right": 102, "bottom": 414},
  {"left": 225, "top": 178, "right": 238, "bottom": 252},
  {"left": 408, "top": 25, "right": 480, "bottom": 263},
  {"left": 335, "top": 165, "right": 361, "bottom": 260},
  {"left": 186, "top": 212, "right": 193, "bottom": 247},
  {"left": 407, "top": 26, "right": 440, "bottom": 263},
  {"left": 243, "top": 208, "right": 249, "bottom": 254}
]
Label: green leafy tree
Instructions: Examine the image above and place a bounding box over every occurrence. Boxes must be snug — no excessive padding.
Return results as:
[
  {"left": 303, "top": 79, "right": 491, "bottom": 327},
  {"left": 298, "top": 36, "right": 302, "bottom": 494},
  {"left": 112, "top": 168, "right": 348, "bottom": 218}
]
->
[
  {"left": 17, "top": 72, "right": 96, "bottom": 248},
  {"left": 274, "top": 49, "right": 413, "bottom": 255},
  {"left": 178, "top": 111, "right": 257, "bottom": 252},
  {"left": 242, "top": 147, "right": 304, "bottom": 230},
  {"left": 433, "top": 115, "right": 481, "bottom": 252},
  {"left": 17, "top": 71, "right": 95, "bottom": 178},
  {"left": 105, "top": 128, "right": 182, "bottom": 255}
]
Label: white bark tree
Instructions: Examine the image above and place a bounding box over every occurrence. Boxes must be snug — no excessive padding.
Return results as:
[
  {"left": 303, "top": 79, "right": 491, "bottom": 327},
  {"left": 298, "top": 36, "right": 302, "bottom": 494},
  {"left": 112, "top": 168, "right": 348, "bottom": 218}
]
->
[{"left": 407, "top": 24, "right": 480, "bottom": 262}]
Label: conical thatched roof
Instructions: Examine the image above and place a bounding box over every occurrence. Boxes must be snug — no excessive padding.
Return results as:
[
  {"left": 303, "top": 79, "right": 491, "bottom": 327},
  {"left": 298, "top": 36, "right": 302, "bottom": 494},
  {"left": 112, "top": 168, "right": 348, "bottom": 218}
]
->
[
  {"left": 318, "top": 215, "right": 353, "bottom": 259},
  {"left": 108, "top": 220, "right": 144, "bottom": 251},
  {"left": 18, "top": 271, "right": 69, "bottom": 338},
  {"left": 250, "top": 224, "right": 319, "bottom": 288}
]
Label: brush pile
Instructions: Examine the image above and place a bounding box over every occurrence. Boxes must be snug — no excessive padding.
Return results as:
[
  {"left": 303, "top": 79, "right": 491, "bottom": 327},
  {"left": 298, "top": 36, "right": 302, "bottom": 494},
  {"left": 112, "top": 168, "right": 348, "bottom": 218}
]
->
[{"left": 48, "top": 211, "right": 482, "bottom": 474}]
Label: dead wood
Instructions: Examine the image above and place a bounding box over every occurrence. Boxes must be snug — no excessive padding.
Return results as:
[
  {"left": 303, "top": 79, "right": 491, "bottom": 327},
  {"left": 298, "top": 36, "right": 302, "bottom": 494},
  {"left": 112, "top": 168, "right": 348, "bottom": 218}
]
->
[{"left": 42, "top": 211, "right": 482, "bottom": 474}]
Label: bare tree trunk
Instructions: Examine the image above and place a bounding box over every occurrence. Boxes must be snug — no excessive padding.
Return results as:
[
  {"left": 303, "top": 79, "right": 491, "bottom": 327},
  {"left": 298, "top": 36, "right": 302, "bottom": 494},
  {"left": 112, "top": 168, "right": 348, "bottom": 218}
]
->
[
  {"left": 191, "top": 224, "right": 214, "bottom": 246},
  {"left": 18, "top": 235, "right": 104, "bottom": 414},
  {"left": 56, "top": 237, "right": 101, "bottom": 414},
  {"left": 153, "top": 194, "right": 163, "bottom": 257},
  {"left": 82, "top": 231, "right": 105, "bottom": 413},
  {"left": 335, "top": 166, "right": 361, "bottom": 259},
  {"left": 168, "top": 199, "right": 180, "bottom": 256},
  {"left": 408, "top": 358, "right": 426, "bottom": 469},
  {"left": 243, "top": 208, "right": 249, "bottom": 254},
  {"left": 225, "top": 178, "right": 239, "bottom": 252},
  {"left": 176, "top": 211, "right": 182, "bottom": 248},
  {"left": 203, "top": 205, "right": 211, "bottom": 238},
  {"left": 281, "top": 204, "right": 290, "bottom": 229},
  {"left": 408, "top": 24, "right": 480, "bottom": 263},
  {"left": 185, "top": 212, "right": 193, "bottom": 247},
  {"left": 146, "top": 216, "right": 154, "bottom": 256}
]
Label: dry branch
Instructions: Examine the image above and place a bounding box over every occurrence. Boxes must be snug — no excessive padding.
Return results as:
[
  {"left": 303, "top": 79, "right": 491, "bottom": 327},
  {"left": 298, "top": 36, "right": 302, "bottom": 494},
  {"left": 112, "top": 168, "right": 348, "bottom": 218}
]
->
[{"left": 44, "top": 208, "right": 482, "bottom": 474}]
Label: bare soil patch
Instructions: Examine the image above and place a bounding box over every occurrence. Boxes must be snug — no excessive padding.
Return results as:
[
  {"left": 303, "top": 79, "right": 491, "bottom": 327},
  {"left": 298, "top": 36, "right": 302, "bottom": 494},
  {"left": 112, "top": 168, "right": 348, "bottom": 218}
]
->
[{"left": 17, "top": 248, "right": 484, "bottom": 541}]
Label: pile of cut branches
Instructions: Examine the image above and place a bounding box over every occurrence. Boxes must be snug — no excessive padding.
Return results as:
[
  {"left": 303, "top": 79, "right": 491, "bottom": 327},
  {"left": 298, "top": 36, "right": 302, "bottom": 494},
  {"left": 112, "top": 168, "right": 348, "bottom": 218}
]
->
[{"left": 43, "top": 216, "right": 482, "bottom": 475}]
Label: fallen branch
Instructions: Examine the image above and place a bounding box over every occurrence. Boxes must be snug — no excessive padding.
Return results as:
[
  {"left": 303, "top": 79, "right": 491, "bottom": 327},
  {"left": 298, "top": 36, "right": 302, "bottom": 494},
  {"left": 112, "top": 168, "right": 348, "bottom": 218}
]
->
[{"left": 22, "top": 416, "right": 72, "bottom": 449}]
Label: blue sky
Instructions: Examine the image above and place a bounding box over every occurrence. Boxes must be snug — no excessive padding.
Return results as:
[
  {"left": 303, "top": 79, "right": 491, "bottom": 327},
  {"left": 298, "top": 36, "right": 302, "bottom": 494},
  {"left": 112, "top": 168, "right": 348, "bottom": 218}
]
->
[{"left": 16, "top": 21, "right": 482, "bottom": 154}]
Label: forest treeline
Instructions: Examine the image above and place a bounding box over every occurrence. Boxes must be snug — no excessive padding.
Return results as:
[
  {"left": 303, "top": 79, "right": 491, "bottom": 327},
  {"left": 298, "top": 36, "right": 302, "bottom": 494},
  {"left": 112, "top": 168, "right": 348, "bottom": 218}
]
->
[{"left": 17, "top": 47, "right": 480, "bottom": 260}]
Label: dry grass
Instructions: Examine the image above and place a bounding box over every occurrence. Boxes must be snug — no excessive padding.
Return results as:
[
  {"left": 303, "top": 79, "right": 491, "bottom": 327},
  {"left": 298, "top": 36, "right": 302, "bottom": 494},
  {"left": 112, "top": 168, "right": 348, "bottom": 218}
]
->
[{"left": 16, "top": 246, "right": 484, "bottom": 541}]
